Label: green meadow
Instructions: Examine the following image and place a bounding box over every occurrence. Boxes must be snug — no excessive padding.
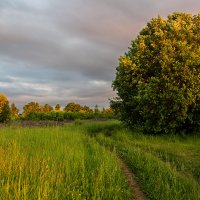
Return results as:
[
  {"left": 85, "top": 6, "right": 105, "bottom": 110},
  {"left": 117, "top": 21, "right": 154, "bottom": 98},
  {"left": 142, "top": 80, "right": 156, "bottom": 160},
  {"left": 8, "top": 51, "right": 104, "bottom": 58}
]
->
[
  {"left": 0, "top": 121, "right": 200, "bottom": 200},
  {"left": 89, "top": 121, "right": 200, "bottom": 200},
  {"left": 0, "top": 124, "right": 131, "bottom": 200}
]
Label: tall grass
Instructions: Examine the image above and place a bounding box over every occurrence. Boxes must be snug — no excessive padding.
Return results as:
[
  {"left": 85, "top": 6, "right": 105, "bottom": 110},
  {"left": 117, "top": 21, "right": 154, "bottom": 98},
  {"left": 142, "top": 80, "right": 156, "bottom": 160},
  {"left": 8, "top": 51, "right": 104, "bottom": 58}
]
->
[
  {"left": 0, "top": 125, "right": 131, "bottom": 200},
  {"left": 84, "top": 121, "right": 200, "bottom": 200},
  {"left": 111, "top": 130, "right": 200, "bottom": 184},
  {"left": 1, "top": 120, "right": 199, "bottom": 200}
]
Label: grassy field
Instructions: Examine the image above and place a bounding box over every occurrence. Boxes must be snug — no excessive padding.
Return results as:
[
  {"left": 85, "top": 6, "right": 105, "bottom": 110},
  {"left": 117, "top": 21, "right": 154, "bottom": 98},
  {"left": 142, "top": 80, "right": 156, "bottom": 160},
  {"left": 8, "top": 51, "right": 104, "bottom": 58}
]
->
[
  {"left": 0, "top": 124, "right": 131, "bottom": 200},
  {"left": 0, "top": 120, "right": 200, "bottom": 200},
  {"left": 85, "top": 121, "right": 200, "bottom": 200}
]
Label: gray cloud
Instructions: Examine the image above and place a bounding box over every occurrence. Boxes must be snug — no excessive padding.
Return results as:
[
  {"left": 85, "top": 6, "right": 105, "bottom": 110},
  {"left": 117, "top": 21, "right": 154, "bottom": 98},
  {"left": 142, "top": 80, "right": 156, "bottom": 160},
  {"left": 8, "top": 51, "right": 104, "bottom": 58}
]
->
[{"left": 0, "top": 0, "right": 199, "bottom": 109}]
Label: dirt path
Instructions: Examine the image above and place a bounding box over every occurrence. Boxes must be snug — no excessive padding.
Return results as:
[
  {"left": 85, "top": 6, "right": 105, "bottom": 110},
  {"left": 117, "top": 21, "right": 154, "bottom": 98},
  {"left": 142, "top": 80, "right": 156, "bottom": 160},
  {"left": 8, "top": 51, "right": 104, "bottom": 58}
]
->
[{"left": 118, "top": 158, "right": 148, "bottom": 200}]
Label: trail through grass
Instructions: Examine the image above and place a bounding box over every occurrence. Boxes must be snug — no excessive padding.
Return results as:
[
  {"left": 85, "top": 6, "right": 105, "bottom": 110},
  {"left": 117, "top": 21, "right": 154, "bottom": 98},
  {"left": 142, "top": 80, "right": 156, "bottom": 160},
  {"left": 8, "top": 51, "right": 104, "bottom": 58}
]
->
[
  {"left": 117, "top": 157, "right": 147, "bottom": 200},
  {"left": 84, "top": 121, "right": 200, "bottom": 200}
]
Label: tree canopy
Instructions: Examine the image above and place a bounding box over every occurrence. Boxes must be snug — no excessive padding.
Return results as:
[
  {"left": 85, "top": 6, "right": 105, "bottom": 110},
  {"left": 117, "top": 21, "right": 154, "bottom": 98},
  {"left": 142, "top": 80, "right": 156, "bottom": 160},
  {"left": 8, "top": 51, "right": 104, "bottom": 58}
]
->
[
  {"left": 0, "top": 93, "right": 11, "bottom": 123},
  {"left": 23, "top": 102, "right": 41, "bottom": 117},
  {"left": 55, "top": 104, "right": 61, "bottom": 111},
  {"left": 42, "top": 104, "right": 53, "bottom": 112},
  {"left": 112, "top": 13, "right": 200, "bottom": 134},
  {"left": 63, "top": 102, "right": 93, "bottom": 113},
  {"left": 10, "top": 102, "right": 19, "bottom": 119}
]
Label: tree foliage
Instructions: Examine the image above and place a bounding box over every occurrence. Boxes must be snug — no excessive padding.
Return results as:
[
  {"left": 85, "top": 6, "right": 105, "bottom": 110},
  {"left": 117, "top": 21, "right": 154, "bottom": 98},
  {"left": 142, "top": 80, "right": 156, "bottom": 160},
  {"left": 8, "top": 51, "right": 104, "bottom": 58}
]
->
[
  {"left": 94, "top": 105, "right": 100, "bottom": 114},
  {"left": 42, "top": 104, "right": 53, "bottom": 112},
  {"left": 23, "top": 102, "right": 42, "bottom": 117},
  {"left": 24, "top": 111, "right": 114, "bottom": 121},
  {"left": 102, "top": 107, "right": 113, "bottom": 114},
  {"left": 10, "top": 102, "right": 19, "bottom": 119},
  {"left": 55, "top": 104, "right": 61, "bottom": 111},
  {"left": 81, "top": 105, "right": 93, "bottom": 113},
  {"left": 0, "top": 96, "right": 114, "bottom": 122},
  {"left": 112, "top": 13, "right": 200, "bottom": 134},
  {"left": 0, "top": 93, "right": 11, "bottom": 123},
  {"left": 64, "top": 102, "right": 82, "bottom": 112},
  {"left": 63, "top": 102, "right": 93, "bottom": 113}
]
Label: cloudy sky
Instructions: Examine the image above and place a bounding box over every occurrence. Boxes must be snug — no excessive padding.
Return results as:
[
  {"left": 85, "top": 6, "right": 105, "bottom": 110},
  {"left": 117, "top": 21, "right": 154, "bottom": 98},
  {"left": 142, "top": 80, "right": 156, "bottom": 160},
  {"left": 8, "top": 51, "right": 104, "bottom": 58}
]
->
[{"left": 0, "top": 0, "right": 199, "bottom": 109}]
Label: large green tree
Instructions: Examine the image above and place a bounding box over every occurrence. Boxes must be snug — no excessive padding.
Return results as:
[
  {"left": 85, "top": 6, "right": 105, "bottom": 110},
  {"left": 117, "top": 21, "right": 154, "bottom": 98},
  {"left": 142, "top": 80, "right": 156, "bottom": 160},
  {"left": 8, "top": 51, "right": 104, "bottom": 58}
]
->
[{"left": 112, "top": 13, "right": 200, "bottom": 134}]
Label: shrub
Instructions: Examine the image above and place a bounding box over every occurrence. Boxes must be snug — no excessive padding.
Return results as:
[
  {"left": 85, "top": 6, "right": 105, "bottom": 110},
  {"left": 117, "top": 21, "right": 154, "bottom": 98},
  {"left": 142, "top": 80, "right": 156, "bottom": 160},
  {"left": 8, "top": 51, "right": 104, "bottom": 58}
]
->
[{"left": 23, "top": 111, "right": 115, "bottom": 121}]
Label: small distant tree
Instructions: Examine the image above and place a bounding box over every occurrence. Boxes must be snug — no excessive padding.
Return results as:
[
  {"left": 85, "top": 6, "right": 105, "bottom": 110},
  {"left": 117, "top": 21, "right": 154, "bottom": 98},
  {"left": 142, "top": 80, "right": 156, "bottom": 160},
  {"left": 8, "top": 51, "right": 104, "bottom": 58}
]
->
[
  {"left": 42, "top": 104, "right": 53, "bottom": 112},
  {"left": 55, "top": 103, "right": 61, "bottom": 111},
  {"left": 102, "top": 107, "right": 106, "bottom": 114},
  {"left": 0, "top": 94, "right": 11, "bottom": 123},
  {"left": 64, "top": 102, "right": 82, "bottom": 112},
  {"left": 105, "top": 107, "right": 113, "bottom": 114},
  {"left": 82, "top": 105, "right": 93, "bottom": 113},
  {"left": 94, "top": 105, "right": 100, "bottom": 114},
  {"left": 101, "top": 107, "right": 113, "bottom": 114},
  {"left": 10, "top": 102, "right": 19, "bottom": 119},
  {"left": 23, "top": 102, "right": 41, "bottom": 117}
]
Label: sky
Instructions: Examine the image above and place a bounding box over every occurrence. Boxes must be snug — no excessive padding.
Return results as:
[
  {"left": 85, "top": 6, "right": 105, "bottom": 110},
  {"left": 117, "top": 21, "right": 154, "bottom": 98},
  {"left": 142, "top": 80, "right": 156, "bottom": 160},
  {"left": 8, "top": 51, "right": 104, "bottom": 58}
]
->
[{"left": 0, "top": 0, "right": 199, "bottom": 109}]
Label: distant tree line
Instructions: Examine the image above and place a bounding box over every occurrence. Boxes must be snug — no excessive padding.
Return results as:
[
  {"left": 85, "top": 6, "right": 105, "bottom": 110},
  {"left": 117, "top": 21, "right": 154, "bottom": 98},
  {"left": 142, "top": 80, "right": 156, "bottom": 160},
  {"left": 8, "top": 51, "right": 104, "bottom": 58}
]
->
[{"left": 0, "top": 93, "right": 113, "bottom": 123}]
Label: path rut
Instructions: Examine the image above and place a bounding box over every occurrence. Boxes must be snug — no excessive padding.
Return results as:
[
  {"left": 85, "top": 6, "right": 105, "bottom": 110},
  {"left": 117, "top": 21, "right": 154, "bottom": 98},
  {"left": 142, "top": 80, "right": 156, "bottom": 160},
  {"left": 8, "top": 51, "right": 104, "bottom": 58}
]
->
[{"left": 118, "top": 158, "right": 148, "bottom": 200}]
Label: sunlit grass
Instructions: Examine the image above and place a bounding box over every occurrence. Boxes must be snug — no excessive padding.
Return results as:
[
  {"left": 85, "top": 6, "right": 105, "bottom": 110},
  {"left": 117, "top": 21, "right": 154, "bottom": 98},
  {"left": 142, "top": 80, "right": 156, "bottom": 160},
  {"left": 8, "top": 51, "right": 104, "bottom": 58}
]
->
[
  {"left": 85, "top": 121, "right": 200, "bottom": 200},
  {"left": 0, "top": 125, "right": 131, "bottom": 200},
  {"left": 1, "top": 120, "right": 199, "bottom": 200}
]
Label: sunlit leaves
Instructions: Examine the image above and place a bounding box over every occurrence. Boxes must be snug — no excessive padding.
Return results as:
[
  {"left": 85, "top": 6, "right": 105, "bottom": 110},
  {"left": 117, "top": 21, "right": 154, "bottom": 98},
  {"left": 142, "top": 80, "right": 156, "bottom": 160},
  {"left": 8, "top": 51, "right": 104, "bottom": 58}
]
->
[
  {"left": 23, "top": 102, "right": 41, "bottom": 117},
  {"left": 0, "top": 94, "right": 8, "bottom": 113},
  {"left": 10, "top": 102, "right": 19, "bottom": 119},
  {"left": 112, "top": 12, "right": 200, "bottom": 134},
  {"left": 0, "top": 94, "right": 11, "bottom": 123},
  {"left": 55, "top": 104, "right": 61, "bottom": 111}
]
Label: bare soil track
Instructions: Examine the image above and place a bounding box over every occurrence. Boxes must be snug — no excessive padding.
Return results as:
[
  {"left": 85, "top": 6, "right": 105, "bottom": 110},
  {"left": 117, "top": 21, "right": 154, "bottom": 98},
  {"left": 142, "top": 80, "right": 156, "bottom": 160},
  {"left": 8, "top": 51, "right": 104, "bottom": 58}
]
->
[{"left": 118, "top": 158, "right": 148, "bottom": 200}]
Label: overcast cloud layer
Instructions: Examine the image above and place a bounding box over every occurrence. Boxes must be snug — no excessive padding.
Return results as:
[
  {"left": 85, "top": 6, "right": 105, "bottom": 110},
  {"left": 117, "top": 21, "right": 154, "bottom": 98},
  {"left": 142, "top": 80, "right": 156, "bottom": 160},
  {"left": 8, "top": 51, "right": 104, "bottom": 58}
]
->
[{"left": 0, "top": 0, "right": 199, "bottom": 109}]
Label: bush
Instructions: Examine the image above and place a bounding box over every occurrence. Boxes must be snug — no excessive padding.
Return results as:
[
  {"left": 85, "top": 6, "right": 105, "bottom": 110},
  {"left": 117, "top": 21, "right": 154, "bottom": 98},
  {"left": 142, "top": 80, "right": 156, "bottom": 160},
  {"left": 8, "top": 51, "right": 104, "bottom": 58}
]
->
[
  {"left": 112, "top": 13, "right": 200, "bottom": 134},
  {"left": 23, "top": 111, "right": 115, "bottom": 121}
]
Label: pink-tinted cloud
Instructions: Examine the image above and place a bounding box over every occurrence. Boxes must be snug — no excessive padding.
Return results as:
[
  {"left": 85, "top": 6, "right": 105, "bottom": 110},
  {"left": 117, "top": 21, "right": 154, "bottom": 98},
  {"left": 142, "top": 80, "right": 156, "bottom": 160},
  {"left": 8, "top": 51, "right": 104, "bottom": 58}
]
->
[{"left": 0, "top": 0, "right": 199, "bottom": 108}]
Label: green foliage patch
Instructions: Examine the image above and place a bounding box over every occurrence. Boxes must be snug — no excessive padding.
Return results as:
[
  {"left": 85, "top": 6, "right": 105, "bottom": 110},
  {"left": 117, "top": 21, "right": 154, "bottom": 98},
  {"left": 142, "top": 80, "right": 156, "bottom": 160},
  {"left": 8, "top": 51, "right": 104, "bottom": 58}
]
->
[
  {"left": 112, "top": 12, "right": 200, "bottom": 134},
  {"left": 0, "top": 94, "right": 11, "bottom": 123},
  {"left": 23, "top": 111, "right": 114, "bottom": 121}
]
